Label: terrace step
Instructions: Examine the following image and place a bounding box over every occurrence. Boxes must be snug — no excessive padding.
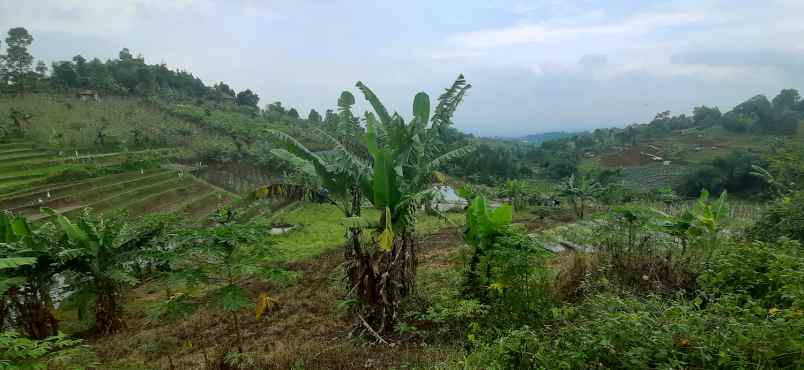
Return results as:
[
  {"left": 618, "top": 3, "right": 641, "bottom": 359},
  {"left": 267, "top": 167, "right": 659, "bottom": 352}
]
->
[
  {"left": 0, "top": 148, "right": 39, "bottom": 156},
  {"left": 5, "top": 170, "right": 177, "bottom": 214},
  {"left": 0, "top": 173, "right": 48, "bottom": 185},
  {"left": 186, "top": 191, "right": 236, "bottom": 222},
  {"left": 122, "top": 177, "right": 207, "bottom": 216},
  {"left": 0, "top": 142, "right": 35, "bottom": 151},
  {"left": 0, "top": 152, "right": 52, "bottom": 164},
  {"left": 29, "top": 176, "right": 187, "bottom": 221},
  {"left": 0, "top": 168, "right": 166, "bottom": 208}
]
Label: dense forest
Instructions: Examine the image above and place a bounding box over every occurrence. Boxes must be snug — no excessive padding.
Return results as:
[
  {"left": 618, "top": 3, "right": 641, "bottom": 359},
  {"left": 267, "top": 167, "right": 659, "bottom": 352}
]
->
[{"left": 1, "top": 24, "right": 804, "bottom": 369}]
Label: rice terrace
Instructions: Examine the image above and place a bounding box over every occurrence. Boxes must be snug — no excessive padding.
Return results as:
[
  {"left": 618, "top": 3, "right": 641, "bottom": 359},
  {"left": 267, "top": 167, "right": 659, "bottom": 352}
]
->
[{"left": 2, "top": 2, "right": 804, "bottom": 369}]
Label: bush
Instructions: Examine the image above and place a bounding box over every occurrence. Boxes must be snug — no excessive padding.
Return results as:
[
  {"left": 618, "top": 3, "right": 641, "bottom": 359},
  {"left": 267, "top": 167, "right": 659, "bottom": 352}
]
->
[
  {"left": 0, "top": 331, "right": 97, "bottom": 369},
  {"left": 47, "top": 167, "right": 95, "bottom": 183},
  {"left": 750, "top": 191, "right": 804, "bottom": 243},
  {"left": 464, "top": 236, "right": 804, "bottom": 370}
]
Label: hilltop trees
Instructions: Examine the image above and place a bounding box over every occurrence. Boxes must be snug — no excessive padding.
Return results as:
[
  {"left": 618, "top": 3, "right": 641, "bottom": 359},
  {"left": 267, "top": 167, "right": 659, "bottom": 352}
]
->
[
  {"left": 307, "top": 109, "right": 322, "bottom": 123},
  {"left": 236, "top": 89, "right": 259, "bottom": 107}
]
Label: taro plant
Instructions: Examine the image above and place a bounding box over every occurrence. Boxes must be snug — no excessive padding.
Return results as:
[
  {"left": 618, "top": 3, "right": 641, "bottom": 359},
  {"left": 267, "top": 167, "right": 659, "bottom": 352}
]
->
[{"left": 264, "top": 75, "right": 474, "bottom": 333}]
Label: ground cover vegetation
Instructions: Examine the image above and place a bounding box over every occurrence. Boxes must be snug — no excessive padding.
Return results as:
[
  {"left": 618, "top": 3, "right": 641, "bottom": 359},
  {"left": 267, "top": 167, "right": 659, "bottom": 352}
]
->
[{"left": 1, "top": 24, "right": 804, "bottom": 369}]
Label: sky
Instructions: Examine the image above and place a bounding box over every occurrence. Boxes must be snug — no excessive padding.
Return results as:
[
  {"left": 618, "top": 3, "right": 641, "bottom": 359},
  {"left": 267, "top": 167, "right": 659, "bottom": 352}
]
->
[{"left": 2, "top": 0, "right": 804, "bottom": 136}]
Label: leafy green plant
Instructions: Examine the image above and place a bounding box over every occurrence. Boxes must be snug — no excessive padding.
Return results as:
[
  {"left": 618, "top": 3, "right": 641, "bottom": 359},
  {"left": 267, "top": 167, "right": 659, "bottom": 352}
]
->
[
  {"left": 557, "top": 174, "right": 601, "bottom": 219},
  {"left": 46, "top": 208, "right": 150, "bottom": 335},
  {"left": 0, "top": 212, "right": 63, "bottom": 339},
  {"left": 462, "top": 196, "right": 552, "bottom": 328},
  {"left": 264, "top": 75, "right": 474, "bottom": 332},
  {"left": 498, "top": 180, "right": 528, "bottom": 211},
  {"left": 0, "top": 330, "right": 97, "bottom": 370},
  {"left": 158, "top": 209, "right": 291, "bottom": 353},
  {"left": 655, "top": 189, "right": 729, "bottom": 252}
]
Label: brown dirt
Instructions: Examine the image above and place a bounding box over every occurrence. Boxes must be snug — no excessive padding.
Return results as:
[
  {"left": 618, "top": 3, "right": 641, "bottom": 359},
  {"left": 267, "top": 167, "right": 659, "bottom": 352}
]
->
[
  {"left": 600, "top": 145, "right": 663, "bottom": 167},
  {"left": 90, "top": 227, "right": 465, "bottom": 370}
]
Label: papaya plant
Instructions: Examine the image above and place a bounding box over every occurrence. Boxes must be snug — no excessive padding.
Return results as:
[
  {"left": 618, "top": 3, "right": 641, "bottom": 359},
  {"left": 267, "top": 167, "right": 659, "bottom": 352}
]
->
[{"left": 157, "top": 209, "right": 290, "bottom": 354}]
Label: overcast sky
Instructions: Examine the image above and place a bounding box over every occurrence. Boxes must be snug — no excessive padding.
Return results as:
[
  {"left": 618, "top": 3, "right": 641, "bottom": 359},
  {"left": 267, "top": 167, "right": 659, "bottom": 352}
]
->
[{"left": 2, "top": 0, "right": 804, "bottom": 136}]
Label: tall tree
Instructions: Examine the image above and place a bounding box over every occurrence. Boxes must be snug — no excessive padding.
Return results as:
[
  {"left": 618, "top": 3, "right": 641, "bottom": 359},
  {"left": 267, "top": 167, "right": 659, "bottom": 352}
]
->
[
  {"left": 772, "top": 89, "right": 800, "bottom": 111},
  {"left": 236, "top": 89, "right": 259, "bottom": 107},
  {"left": 307, "top": 109, "right": 322, "bottom": 123},
  {"left": 287, "top": 107, "right": 299, "bottom": 119},
  {"left": 3, "top": 27, "right": 34, "bottom": 88},
  {"left": 34, "top": 61, "right": 47, "bottom": 77}
]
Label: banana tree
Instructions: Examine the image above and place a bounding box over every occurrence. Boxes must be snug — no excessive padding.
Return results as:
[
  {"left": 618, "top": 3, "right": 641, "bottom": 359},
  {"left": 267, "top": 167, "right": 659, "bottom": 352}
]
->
[
  {"left": 499, "top": 179, "right": 528, "bottom": 211},
  {"left": 46, "top": 208, "right": 146, "bottom": 335},
  {"left": 0, "top": 212, "right": 63, "bottom": 339},
  {"left": 557, "top": 174, "right": 601, "bottom": 219},
  {"left": 264, "top": 75, "right": 474, "bottom": 332},
  {"left": 342, "top": 76, "right": 474, "bottom": 332}
]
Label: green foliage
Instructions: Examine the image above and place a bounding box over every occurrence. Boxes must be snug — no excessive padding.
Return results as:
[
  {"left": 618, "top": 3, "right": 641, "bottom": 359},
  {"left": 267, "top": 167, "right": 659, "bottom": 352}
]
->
[
  {"left": 497, "top": 180, "right": 528, "bottom": 211},
  {"left": 750, "top": 190, "right": 804, "bottom": 243},
  {"left": 0, "top": 212, "right": 65, "bottom": 338},
  {"left": 557, "top": 174, "right": 601, "bottom": 219},
  {"left": 462, "top": 196, "right": 553, "bottom": 328},
  {"left": 0, "top": 330, "right": 97, "bottom": 370},
  {"left": 157, "top": 209, "right": 294, "bottom": 350},
  {"left": 680, "top": 149, "right": 767, "bottom": 196}
]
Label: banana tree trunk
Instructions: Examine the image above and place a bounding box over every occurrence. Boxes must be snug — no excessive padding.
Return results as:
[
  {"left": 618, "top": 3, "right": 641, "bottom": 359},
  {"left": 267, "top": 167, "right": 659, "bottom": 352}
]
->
[
  {"left": 10, "top": 286, "right": 59, "bottom": 339},
  {"left": 94, "top": 280, "right": 123, "bottom": 335},
  {"left": 345, "top": 229, "right": 417, "bottom": 334}
]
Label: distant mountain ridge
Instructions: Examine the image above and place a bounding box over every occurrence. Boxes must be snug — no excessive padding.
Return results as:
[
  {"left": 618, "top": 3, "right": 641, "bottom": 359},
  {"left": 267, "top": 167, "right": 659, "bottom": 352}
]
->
[{"left": 516, "top": 131, "right": 580, "bottom": 144}]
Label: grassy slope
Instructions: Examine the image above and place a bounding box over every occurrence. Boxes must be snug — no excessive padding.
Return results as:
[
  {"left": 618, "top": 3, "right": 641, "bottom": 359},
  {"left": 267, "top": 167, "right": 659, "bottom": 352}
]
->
[{"left": 0, "top": 94, "right": 235, "bottom": 155}]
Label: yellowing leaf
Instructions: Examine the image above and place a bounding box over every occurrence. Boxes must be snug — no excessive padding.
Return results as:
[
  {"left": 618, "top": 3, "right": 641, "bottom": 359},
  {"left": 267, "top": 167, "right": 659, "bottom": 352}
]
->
[
  {"left": 378, "top": 229, "right": 394, "bottom": 251},
  {"left": 488, "top": 282, "right": 505, "bottom": 293},
  {"left": 432, "top": 171, "right": 446, "bottom": 183},
  {"left": 255, "top": 292, "right": 273, "bottom": 319},
  {"left": 378, "top": 208, "right": 394, "bottom": 251},
  {"left": 254, "top": 186, "right": 269, "bottom": 199}
]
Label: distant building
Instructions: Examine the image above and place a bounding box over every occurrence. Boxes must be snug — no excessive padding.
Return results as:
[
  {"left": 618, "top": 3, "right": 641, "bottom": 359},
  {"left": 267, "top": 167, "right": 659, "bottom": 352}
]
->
[{"left": 78, "top": 90, "right": 101, "bottom": 103}]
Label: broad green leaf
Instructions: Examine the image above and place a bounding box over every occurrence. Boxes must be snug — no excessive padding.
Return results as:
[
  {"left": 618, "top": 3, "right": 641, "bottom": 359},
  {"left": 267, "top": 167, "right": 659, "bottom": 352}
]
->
[
  {"left": 412, "top": 92, "right": 430, "bottom": 126},
  {"left": 372, "top": 150, "right": 394, "bottom": 208},
  {"left": 356, "top": 81, "right": 392, "bottom": 124},
  {"left": 0, "top": 257, "right": 36, "bottom": 269},
  {"left": 10, "top": 217, "right": 31, "bottom": 239},
  {"left": 0, "top": 276, "right": 26, "bottom": 294},
  {"left": 489, "top": 204, "right": 513, "bottom": 228}
]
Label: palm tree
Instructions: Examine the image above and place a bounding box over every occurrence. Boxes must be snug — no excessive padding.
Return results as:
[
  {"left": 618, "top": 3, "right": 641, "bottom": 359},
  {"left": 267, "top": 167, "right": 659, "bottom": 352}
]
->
[{"left": 265, "top": 75, "right": 474, "bottom": 332}]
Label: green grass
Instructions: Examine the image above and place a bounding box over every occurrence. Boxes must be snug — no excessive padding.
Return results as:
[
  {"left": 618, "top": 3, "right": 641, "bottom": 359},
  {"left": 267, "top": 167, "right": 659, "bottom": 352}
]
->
[
  {"left": 0, "top": 94, "right": 234, "bottom": 155},
  {"left": 268, "top": 203, "right": 464, "bottom": 261}
]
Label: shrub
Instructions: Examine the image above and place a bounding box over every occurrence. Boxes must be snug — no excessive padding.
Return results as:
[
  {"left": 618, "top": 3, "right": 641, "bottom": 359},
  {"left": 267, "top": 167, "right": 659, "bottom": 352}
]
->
[
  {"left": 749, "top": 191, "right": 804, "bottom": 243},
  {"left": 0, "top": 331, "right": 97, "bottom": 369},
  {"left": 47, "top": 167, "right": 95, "bottom": 183}
]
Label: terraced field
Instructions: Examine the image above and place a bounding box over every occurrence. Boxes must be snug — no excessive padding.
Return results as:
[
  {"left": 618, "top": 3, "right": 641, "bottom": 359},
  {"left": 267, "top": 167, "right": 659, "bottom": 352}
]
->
[{"left": 0, "top": 140, "right": 241, "bottom": 222}]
